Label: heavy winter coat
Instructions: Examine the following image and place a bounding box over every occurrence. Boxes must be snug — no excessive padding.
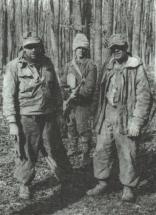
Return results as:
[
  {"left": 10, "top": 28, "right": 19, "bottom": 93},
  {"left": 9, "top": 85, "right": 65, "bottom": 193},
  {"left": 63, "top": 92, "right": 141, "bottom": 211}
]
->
[
  {"left": 3, "top": 55, "right": 62, "bottom": 123},
  {"left": 95, "top": 56, "right": 152, "bottom": 134},
  {"left": 61, "top": 58, "right": 97, "bottom": 133}
]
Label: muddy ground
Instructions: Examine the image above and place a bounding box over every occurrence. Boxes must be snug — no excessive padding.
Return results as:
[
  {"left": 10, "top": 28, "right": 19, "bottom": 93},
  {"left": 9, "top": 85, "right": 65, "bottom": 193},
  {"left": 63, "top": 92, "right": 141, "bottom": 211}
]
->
[{"left": 1, "top": 108, "right": 156, "bottom": 215}]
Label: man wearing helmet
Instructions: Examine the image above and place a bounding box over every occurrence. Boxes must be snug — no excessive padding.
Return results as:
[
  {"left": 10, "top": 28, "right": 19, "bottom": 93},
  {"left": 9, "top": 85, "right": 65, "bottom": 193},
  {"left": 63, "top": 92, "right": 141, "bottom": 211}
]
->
[
  {"left": 86, "top": 33, "right": 152, "bottom": 202},
  {"left": 61, "top": 33, "right": 97, "bottom": 167},
  {"left": 3, "top": 32, "right": 71, "bottom": 199}
]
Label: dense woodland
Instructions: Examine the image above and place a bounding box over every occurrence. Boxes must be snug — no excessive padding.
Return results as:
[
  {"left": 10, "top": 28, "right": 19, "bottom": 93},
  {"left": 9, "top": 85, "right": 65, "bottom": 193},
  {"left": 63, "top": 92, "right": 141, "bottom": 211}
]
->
[
  {"left": 0, "top": 0, "right": 155, "bottom": 76},
  {"left": 0, "top": 2, "right": 156, "bottom": 214}
]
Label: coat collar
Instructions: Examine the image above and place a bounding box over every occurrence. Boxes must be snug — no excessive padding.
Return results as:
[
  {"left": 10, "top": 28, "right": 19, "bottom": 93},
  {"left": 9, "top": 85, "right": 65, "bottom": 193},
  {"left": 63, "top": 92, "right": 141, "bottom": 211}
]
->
[
  {"left": 18, "top": 53, "right": 42, "bottom": 69},
  {"left": 106, "top": 55, "right": 142, "bottom": 70}
]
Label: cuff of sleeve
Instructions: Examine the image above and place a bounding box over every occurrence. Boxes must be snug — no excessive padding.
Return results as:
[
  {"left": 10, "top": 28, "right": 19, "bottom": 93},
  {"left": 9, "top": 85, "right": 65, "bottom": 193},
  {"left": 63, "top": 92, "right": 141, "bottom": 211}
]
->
[
  {"left": 130, "top": 116, "right": 143, "bottom": 128},
  {"left": 7, "top": 115, "right": 16, "bottom": 123}
]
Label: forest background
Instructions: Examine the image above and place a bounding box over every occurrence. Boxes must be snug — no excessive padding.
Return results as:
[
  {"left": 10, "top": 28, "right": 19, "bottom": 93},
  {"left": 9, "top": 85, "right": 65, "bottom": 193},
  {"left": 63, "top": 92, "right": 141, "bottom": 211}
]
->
[
  {"left": 0, "top": 1, "right": 156, "bottom": 214},
  {"left": 0, "top": 0, "right": 155, "bottom": 74}
]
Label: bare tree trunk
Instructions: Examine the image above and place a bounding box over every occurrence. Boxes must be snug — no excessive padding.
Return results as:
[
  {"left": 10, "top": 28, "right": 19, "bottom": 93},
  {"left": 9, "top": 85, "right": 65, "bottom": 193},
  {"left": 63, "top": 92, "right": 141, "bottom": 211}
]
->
[
  {"left": 82, "top": 0, "right": 92, "bottom": 40},
  {"left": 0, "top": 0, "right": 154, "bottom": 70},
  {"left": 126, "top": 0, "right": 134, "bottom": 53},
  {"left": 1, "top": 0, "right": 8, "bottom": 67},
  {"left": 34, "top": 0, "right": 39, "bottom": 34},
  {"left": 90, "top": 0, "right": 95, "bottom": 60},
  {"left": 102, "top": 0, "right": 114, "bottom": 65},
  {"left": 8, "top": 0, "right": 16, "bottom": 60},
  {"left": 72, "top": 0, "right": 82, "bottom": 33},
  {"left": 64, "top": 0, "right": 70, "bottom": 63},
  {"left": 52, "top": 0, "right": 60, "bottom": 75},
  {"left": 132, "top": 0, "right": 142, "bottom": 56},
  {"left": 94, "top": 0, "right": 102, "bottom": 72},
  {"left": 154, "top": 0, "right": 156, "bottom": 81}
]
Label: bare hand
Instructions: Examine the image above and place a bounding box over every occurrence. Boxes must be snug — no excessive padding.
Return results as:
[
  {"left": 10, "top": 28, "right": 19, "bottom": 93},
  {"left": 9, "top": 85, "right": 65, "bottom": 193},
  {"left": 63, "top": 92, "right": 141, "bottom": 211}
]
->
[
  {"left": 9, "top": 123, "right": 20, "bottom": 142},
  {"left": 128, "top": 123, "right": 140, "bottom": 137},
  {"left": 70, "top": 89, "right": 77, "bottom": 99}
]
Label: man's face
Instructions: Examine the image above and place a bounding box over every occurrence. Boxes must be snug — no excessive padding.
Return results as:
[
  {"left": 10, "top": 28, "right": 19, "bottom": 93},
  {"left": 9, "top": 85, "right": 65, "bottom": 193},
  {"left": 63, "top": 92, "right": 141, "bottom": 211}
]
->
[
  {"left": 111, "top": 45, "right": 127, "bottom": 62},
  {"left": 23, "top": 43, "right": 42, "bottom": 61},
  {"left": 75, "top": 47, "right": 86, "bottom": 60}
]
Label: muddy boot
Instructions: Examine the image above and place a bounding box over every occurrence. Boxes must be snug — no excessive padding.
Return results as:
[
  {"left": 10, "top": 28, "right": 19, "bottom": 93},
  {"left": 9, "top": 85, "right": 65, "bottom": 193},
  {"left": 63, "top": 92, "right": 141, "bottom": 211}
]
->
[
  {"left": 19, "top": 184, "right": 30, "bottom": 200},
  {"left": 86, "top": 180, "right": 108, "bottom": 196},
  {"left": 122, "top": 186, "right": 135, "bottom": 202}
]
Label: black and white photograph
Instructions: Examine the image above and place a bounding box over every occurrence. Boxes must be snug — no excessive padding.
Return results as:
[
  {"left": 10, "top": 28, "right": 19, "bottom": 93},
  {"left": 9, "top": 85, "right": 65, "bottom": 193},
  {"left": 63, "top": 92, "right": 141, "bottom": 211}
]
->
[{"left": 0, "top": 0, "right": 155, "bottom": 214}]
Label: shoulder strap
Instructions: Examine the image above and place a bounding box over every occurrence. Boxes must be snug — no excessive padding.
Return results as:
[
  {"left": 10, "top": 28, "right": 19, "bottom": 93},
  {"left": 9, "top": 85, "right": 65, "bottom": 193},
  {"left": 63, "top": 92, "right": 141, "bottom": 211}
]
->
[{"left": 71, "top": 59, "right": 82, "bottom": 79}]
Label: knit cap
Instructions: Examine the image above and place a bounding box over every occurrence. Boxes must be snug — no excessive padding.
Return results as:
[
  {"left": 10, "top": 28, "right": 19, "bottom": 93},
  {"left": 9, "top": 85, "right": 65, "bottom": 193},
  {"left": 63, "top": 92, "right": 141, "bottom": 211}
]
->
[{"left": 73, "top": 33, "right": 89, "bottom": 50}]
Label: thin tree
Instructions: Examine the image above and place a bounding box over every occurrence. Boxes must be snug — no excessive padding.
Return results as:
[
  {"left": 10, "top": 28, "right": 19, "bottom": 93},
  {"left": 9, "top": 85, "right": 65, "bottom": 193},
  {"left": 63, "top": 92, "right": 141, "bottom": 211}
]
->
[
  {"left": 132, "top": 0, "right": 142, "bottom": 56},
  {"left": 94, "top": 0, "right": 102, "bottom": 72}
]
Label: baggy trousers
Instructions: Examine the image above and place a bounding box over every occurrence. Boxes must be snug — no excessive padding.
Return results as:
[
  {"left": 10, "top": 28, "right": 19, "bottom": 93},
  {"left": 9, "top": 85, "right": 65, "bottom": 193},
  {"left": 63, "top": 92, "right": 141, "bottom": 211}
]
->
[
  {"left": 14, "top": 114, "right": 71, "bottom": 185},
  {"left": 67, "top": 105, "right": 92, "bottom": 153},
  {"left": 93, "top": 104, "right": 139, "bottom": 187}
]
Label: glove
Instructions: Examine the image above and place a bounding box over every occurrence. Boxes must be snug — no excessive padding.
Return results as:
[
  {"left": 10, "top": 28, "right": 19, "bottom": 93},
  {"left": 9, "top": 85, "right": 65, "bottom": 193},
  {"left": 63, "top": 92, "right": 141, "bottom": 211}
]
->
[
  {"left": 128, "top": 122, "right": 140, "bottom": 137},
  {"left": 9, "top": 123, "right": 20, "bottom": 142}
]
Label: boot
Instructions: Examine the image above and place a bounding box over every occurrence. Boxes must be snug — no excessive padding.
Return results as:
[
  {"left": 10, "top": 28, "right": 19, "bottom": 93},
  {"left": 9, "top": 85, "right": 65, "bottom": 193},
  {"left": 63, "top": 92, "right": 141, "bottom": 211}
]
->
[
  {"left": 19, "top": 184, "right": 30, "bottom": 200},
  {"left": 86, "top": 180, "right": 108, "bottom": 196},
  {"left": 122, "top": 186, "right": 135, "bottom": 202}
]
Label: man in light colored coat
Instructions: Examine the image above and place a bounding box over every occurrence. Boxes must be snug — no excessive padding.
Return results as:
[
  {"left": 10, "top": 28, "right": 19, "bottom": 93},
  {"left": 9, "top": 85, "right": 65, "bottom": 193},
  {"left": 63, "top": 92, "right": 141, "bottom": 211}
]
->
[
  {"left": 86, "top": 33, "right": 152, "bottom": 202},
  {"left": 3, "top": 32, "right": 71, "bottom": 199}
]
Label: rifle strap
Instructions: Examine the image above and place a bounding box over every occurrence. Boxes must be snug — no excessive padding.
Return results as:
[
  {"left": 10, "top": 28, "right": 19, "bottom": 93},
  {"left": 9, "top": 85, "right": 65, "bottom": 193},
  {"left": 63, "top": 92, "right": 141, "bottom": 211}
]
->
[{"left": 72, "top": 59, "right": 83, "bottom": 79}]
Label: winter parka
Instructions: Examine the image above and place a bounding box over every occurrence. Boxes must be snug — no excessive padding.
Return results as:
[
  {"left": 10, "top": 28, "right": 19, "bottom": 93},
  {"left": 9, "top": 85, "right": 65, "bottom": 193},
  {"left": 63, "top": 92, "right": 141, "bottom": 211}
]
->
[
  {"left": 3, "top": 55, "right": 62, "bottom": 123},
  {"left": 95, "top": 56, "right": 152, "bottom": 135},
  {"left": 61, "top": 58, "right": 97, "bottom": 134}
]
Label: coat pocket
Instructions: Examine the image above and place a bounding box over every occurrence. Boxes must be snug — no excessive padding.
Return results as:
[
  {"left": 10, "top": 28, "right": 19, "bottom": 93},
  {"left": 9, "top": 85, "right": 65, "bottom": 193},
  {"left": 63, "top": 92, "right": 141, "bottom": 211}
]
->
[{"left": 18, "top": 68, "right": 34, "bottom": 93}]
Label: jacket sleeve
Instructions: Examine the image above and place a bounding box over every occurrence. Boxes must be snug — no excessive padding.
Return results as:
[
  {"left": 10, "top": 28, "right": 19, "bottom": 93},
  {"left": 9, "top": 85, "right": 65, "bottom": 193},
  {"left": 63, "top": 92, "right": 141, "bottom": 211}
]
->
[
  {"left": 79, "top": 62, "right": 97, "bottom": 98},
  {"left": 3, "top": 61, "right": 18, "bottom": 123},
  {"left": 132, "top": 65, "right": 152, "bottom": 128}
]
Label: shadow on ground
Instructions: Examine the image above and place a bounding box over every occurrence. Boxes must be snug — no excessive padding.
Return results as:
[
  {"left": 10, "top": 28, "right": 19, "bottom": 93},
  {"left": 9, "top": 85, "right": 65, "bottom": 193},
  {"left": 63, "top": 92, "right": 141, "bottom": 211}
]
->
[{"left": 11, "top": 164, "right": 97, "bottom": 215}]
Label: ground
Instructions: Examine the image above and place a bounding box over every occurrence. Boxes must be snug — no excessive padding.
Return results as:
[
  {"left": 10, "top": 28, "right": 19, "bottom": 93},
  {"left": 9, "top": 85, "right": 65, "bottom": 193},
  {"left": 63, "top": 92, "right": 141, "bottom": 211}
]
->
[{"left": 1, "top": 109, "right": 156, "bottom": 215}]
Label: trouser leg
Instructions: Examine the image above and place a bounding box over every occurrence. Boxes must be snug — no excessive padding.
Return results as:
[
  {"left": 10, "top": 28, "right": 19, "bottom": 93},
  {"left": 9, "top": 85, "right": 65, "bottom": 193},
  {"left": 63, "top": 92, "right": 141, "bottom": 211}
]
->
[
  {"left": 115, "top": 133, "right": 139, "bottom": 187},
  {"left": 79, "top": 131, "right": 92, "bottom": 166},
  {"left": 75, "top": 105, "right": 92, "bottom": 156},
  {"left": 14, "top": 115, "right": 43, "bottom": 185},
  {"left": 67, "top": 110, "right": 78, "bottom": 155},
  {"left": 93, "top": 121, "right": 114, "bottom": 180},
  {"left": 42, "top": 115, "right": 72, "bottom": 181}
]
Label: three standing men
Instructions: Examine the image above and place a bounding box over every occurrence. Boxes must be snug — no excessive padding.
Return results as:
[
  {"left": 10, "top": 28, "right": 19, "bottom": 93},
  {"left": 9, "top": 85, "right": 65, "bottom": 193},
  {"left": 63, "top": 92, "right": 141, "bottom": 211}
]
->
[
  {"left": 3, "top": 32, "right": 71, "bottom": 199},
  {"left": 87, "top": 34, "right": 151, "bottom": 202},
  {"left": 3, "top": 31, "right": 151, "bottom": 203}
]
